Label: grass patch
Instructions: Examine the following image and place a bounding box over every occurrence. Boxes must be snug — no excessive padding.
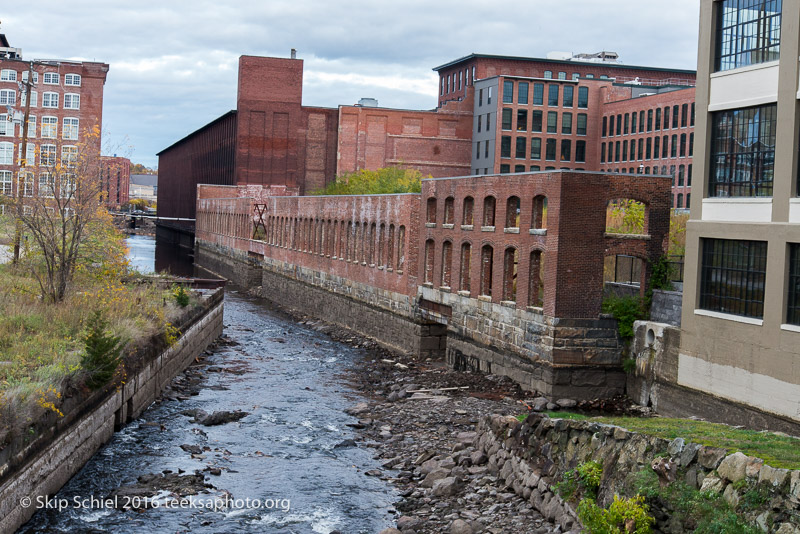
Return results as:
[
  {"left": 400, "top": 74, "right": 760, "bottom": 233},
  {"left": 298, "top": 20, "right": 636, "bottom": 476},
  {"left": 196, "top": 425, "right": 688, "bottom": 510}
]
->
[{"left": 545, "top": 411, "right": 590, "bottom": 421}]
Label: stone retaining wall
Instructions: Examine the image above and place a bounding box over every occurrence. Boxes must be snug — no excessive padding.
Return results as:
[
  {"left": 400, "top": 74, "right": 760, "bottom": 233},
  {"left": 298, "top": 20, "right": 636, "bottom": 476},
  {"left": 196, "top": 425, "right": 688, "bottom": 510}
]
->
[
  {"left": 475, "top": 413, "right": 800, "bottom": 533},
  {"left": 0, "top": 289, "right": 224, "bottom": 533},
  {"left": 649, "top": 289, "right": 682, "bottom": 326}
]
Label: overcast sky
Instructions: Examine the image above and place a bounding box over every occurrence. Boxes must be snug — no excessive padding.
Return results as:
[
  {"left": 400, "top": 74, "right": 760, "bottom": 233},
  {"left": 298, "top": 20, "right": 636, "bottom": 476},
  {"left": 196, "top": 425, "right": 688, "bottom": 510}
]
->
[{"left": 2, "top": 0, "right": 700, "bottom": 169}]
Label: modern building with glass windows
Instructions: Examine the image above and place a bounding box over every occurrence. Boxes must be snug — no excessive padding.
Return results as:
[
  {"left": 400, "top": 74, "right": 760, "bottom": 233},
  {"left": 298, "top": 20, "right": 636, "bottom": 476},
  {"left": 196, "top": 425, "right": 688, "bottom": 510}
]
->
[{"left": 680, "top": 0, "right": 800, "bottom": 424}]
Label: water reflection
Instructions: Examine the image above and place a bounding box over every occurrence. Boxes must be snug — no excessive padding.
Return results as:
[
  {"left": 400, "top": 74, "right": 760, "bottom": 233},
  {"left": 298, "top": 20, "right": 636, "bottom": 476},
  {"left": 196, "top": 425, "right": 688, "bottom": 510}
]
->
[{"left": 125, "top": 235, "right": 195, "bottom": 277}]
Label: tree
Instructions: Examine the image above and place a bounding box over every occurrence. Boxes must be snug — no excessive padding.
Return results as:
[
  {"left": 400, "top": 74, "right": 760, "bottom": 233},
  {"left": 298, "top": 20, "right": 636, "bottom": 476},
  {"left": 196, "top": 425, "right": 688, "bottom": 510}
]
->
[
  {"left": 311, "top": 166, "right": 425, "bottom": 195},
  {"left": 16, "top": 125, "right": 111, "bottom": 302}
]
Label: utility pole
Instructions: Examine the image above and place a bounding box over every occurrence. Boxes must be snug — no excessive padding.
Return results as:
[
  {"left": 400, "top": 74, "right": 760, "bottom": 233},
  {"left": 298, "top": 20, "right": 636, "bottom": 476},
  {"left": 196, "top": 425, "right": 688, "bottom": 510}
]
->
[{"left": 11, "top": 61, "right": 34, "bottom": 264}]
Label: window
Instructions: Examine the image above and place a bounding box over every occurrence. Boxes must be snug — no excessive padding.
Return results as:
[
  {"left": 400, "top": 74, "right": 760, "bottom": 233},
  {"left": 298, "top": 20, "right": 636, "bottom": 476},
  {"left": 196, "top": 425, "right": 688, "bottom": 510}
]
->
[
  {"left": 688, "top": 164, "right": 693, "bottom": 186},
  {"left": 677, "top": 194, "right": 683, "bottom": 208},
  {"left": 629, "top": 139, "right": 636, "bottom": 161},
  {"left": 503, "top": 80, "right": 514, "bottom": 104},
  {"left": 710, "top": 104, "right": 776, "bottom": 197},
  {"left": 21, "top": 90, "right": 37, "bottom": 107},
  {"left": 63, "top": 118, "right": 79, "bottom": 140},
  {"left": 39, "top": 172, "right": 55, "bottom": 197},
  {"left": 462, "top": 196, "right": 474, "bottom": 226},
  {"left": 609, "top": 115, "right": 615, "bottom": 137},
  {"left": 700, "top": 238, "right": 767, "bottom": 318},
  {"left": 514, "top": 164, "right": 525, "bottom": 173},
  {"left": 600, "top": 143, "right": 606, "bottom": 163},
  {"left": 663, "top": 107, "right": 670, "bottom": 129},
  {"left": 615, "top": 141, "right": 621, "bottom": 162},
  {"left": 531, "top": 138, "right": 542, "bottom": 160},
  {"left": 477, "top": 115, "right": 482, "bottom": 133},
  {"left": 516, "top": 137, "right": 526, "bottom": 159},
  {"left": 533, "top": 83, "right": 544, "bottom": 105},
  {"left": 426, "top": 198, "right": 437, "bottom": 224},
  {"left": 672, "top": 105, "right": 679, "bottom": 127},
  {"left": 689, "top": 133, "right": 694, "bottom": 156},
  {"left": 41, "top": 116, "right": 57, "bottom": 138},
  {"left": 64, "top": 93, "right": 80, "bottom": 110},
  {"left": 787, "top": 244, "right": 800, "bottom": 325},
  {"left": 577, "top": 113, "right": 587, "bottom": 135},
  {"left": 529, "top": 250, "right": 544, "bottom": 307},
  {"left": 506, "top": 196, "right": 521, "bottom": 228},
  {"left": 485, "top": 140, "right": 489, "bottom": 158},
  {"left": 577, "top": 87, "right": 588, "bottom": 108},
  {"left": 639, "top": 111, "right": 645, "bottom": 133},
  {"left": 41, "top": 144, "right": 56, "bottom": 166},
  {"left": 602, "top": 116, "right": 607, "bottom": 137},
  {"left": 576, "top": 140, "right": 586, "bottom": 162},
  {"left": 572, "top": 72, "right": 580, "bottom": 81},
  {"left": 42, "top": 92, "right": 59, "bottom": 108},
  {"left": 547, "top": 111, "right": 558, "bottom": 133},
  {"left": 447, "top": 75, "right": 451, "bottom": 93},
  {"left": 681, "top": 104, "right": 689, "bottom": 127},
  {"left": 21, "top": 171, "right": 34, "bottom": 196},
  {"left": 530, "top": 165, "right": 540, "bottom": 171},
  {"left": 480, "top": 245, "right": 493, "bottom": 297},
  {"left": 19, "top": 142, "right": 34, "bottom": 166},
  {"left": 622, "top": 140, "right": 628, "bottom": 161},
  {"left": 21, "top": 71, "right": 38, "bottom": 84},
  {"left": 503, "top": 247, "right": 519, "bottom": 302},
  {"left": 531, "top": 110, "right": 543, "bottom": 132},
  {"left": 485, "top": 114, "right": 491, "bottom": 131},
  {"left": 483, "top": 196, "right": 496, "bottom": 227},
  {"left": 560, "top": 139, "right": 571, "bottom": 161},
  {"left": 543, "top": 70, "right": 552, "bottom": 79},
  {"left": 0, "top": 69, "right": 16, "bottom": 82},
  {"left": 563, "top": 85, "right": 574, "bottom": 107},
  {"left": 558, "top": 71, "right": 566, "bottom": 80},
  {"left": 60, "top": 172, "right": 76, "bottom": 198},
  {"left": 647, "top": 109, "right": 653, "bottom": 132},
  {"left": 562, "top": 112, "right": 572, "bottom": 134},
  {"left": 0, "top": 89, "right": 16, "bottom": 105},
  {"left": 691, "top": 103, "right": 696, "bottom": 126},
  {"left": 0, "top": 115, "right": 12, "bottom": 137},
  {"left": 441, "top": 241, "right": 453, "bottom": 287},
  {"left": 638, "top": 138, "right": 643, "bottom": 160},
  {"left": 548, "top": 85, "right": 559, "bottom": 106},
  {"left": 546, "top": 139, "right": 556, "bottom": 160},
  {"left": 517, "top": 109, "right": 528, "bottom": 131},
  {"left": 646, "top": 138, "right": 652, "bottom": 159},
  {"left": 518, "top": 82, "right": 529, "bottom": 104},
  {"left": 716, "top": 0, "right": 781, "bottom": 71},
  {"left": 502, "top": 108, "right": 513, "bottom": 130},
  {"left": 0, "top": 142, "right": 13, "bottom": 165},
  {"left": 487, "top": 86, "right": 492, "bottom": 105},
  {"left": 65, "top": 73, "right": 81, "bottom": 86},
  {"left": 680, "top": 133, "right": 687, "bottom": 157},
  {"left": 678, "top": 165, "right": 685, "bottom": 186},
  {"left": 459, "top": 71, "right": 463, "bottom": 90},
  {"left": 500, "top": 136, "right": 512, "bottom": 158},
  {"left": 671, "top": 134, "right": 678, "bottom": 157},
  {"left": 654, "top": 136, "right": 660, "bottom": 159},
  {"left": 478, "top": 88, "right": 483, "bottom": 105},
  {"left": 0, "top": 170, "right": 11, "bottom": 195},
  {"left": 476, "top": 142, "right": 480, "bottom": 159},
  {"left": 687, "top": 193, "right": 691, "bottom": 208},
  {"left": 662, "top": 135, "right": 669, "bottom": 158},
  {"left": 43, "top": 72, "right": 59, "bottom": 84},
  {"left": 460, "top": 243, "right": 472, "bottom": 293}
]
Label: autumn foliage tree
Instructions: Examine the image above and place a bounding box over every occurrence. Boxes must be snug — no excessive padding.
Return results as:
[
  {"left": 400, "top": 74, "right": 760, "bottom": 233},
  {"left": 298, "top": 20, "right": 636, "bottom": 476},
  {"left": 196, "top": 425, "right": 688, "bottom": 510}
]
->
[
  {"left": 312, "top": 166, "right": 426, "bottom": 195},
  {"left": 15, "top": 125, "right": 115, "bottom": 303}
]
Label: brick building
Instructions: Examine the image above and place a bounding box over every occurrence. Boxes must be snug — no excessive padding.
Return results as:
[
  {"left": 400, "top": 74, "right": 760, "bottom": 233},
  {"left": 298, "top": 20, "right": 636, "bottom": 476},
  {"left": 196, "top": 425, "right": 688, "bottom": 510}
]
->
[
  {"left": 158, "top": 51, "right": 697, "bottom": 236},
  {"left": 0, "top": 33, "right": 109, "bottom": 213},
  {"left": 99, "top": 156, "right": 130, "bottom": 209}
]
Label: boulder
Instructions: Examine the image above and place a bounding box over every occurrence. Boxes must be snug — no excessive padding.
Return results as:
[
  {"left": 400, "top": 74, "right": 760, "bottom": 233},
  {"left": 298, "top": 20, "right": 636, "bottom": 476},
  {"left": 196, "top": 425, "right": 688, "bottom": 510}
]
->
[
  {"left": 759, "top": 464, "right": 789, "bottom": 488},
  {"left": 697, "top": 446, "right": 727, "bottom": 469},
  {"left": 717, "top": 452, "right": 749, "bottom": 483},
  {"left": 449, "top": 519, "right": 473, "bottom": 534},
  {"left": 432, "top": 477, "right": 463, "bottom": 497},
  {"left": 422, "top": 468, "right": 451, "bottom": 488},
  {"left": 345, "top": 402, "right": 369, "bottom": 416}
]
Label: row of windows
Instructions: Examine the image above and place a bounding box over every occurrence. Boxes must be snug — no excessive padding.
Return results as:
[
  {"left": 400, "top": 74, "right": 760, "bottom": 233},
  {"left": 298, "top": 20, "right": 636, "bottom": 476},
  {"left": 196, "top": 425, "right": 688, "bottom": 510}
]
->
[
  {"left": 0, "top": 89, "right": 80, "bottom": 109},
  {"left": 425, "top": 195, "right": 547, "bottom": 231},
  {"left": 499, "top": 109, "right": 588, "bottom": 135},
  {"left": 0, "top": 116, "right": 80, "bottom": 140},
  {"left": 497, "top": 165, "right": 575, "bottom": 174},
  {"left": 0, "top": 70, "right": 81, "bottom": 86},
  {"left": 0, "top": 142, "right": 77, "bottom": 166},
  {"left": 497, "top": 136, "right": 586, "bottom": 163},
  {"left": 604, "top": 164, "right": 693, "bottom": 187},
  {"left": 501, "top": 80, "right": 589, "bottom": 109},
  {"left": 603, "top": 104, "right": 694, "bottom": 137},
  {"left": 441, "top": 67, "right": 477, "bottom": 96},
  {"left": 0, "top": 170, "right": 76, "bottom": 198},
  {"left": 600, "top": 134, "right": 694, "bottom": 163}
]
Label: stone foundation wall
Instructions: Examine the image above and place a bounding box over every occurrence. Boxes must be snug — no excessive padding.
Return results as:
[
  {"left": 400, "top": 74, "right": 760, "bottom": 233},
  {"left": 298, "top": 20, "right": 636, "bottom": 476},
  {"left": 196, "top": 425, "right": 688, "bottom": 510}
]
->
[
  {"left": 649, "top": 290, "right": 682, "bottom": 326},
  {"left": 475, "top": 413, "right": 800, "bottom": 533},
  {"left": 0, "top": 289, "right": 224, "bottom": 533}
]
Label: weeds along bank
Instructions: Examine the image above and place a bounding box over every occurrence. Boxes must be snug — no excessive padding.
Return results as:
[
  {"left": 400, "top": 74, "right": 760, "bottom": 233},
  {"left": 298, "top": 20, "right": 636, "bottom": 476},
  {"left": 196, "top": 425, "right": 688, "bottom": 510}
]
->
[{"left": 475, "top": 413, "right": 800, "bottom": 534}]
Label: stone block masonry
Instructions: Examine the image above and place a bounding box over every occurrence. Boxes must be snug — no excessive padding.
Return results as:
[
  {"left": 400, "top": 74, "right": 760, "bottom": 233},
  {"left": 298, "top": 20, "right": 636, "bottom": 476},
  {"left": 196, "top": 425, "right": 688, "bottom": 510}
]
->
[{"left": 0, "top": 289, "right": 224, "bottom": 534}]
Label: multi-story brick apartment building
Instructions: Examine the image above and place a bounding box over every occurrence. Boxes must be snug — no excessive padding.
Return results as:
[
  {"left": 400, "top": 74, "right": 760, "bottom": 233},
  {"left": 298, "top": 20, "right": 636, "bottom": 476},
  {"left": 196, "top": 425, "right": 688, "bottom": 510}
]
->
[
  {"left": 0, "top": 33, "right": 109, "bottom": 212},
  {"left": 679, "top": 0, "right": 799, "bottom": 425},
  {"left": 99, "top": 156, "right": 130, "bottom": 209},
  {"left": 158, "top": 51, "right": 697, "bottom": 236}
]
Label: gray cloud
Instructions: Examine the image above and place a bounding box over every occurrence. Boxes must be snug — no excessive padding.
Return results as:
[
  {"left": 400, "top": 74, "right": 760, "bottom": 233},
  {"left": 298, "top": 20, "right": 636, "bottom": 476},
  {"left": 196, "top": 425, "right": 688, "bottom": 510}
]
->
[{"left": 1, "top": 0, "right": 700, "bottom": 167}]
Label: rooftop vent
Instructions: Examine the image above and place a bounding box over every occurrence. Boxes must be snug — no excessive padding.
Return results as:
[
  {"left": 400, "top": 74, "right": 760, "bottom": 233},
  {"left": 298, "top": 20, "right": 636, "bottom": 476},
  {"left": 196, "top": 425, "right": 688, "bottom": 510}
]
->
[{"left": 358, "top": 97, "right": 378, "bottom": 107}]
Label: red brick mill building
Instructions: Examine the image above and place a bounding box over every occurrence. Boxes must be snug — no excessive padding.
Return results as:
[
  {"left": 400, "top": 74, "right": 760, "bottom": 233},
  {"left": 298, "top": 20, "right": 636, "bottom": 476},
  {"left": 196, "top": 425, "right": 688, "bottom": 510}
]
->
[{"left": 156, "top": 50, "right": 695, "bottom": 244}]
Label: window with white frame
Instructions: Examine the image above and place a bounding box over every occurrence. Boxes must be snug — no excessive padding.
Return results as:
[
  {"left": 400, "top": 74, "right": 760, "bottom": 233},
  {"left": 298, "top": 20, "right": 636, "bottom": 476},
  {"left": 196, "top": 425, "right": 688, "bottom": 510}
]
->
[
  {"left": 63, "top": 118, "right": 79, "bottom": 140},
  {"left": 19, "top": 143, "right": 35, "bottom": 166},
  {"left": 64, "top": 74, "right": 81, "bottom": 86},
  {"left": 21, "top": 172, "right": 34, "bottom": 196},
  {"left": 40, "top": 144, "right": 56, "bottom": 166},
  {"left": 41, "top": 117, "right": 57, "bottom": 138},
  {"left": 0, "top": 170, "right": 12, "bottom": 195},
  {"left": 25, "top": 115, "right": 36, "bottom": 137},
  {"left": 60, "top": 172, "right": 76, "bottom": 199},
  {"left": 0, "top": 115, "right": 12, "bottom": 137},
  {"left": 43, "top": 72, "right": 59, "bottom": 85},
  {"left": 42, "top": 92, "right": 59, "bottom": 108},
  {"left": 0, "top": 89, "right": 16, "bottom": 105},
  {"left": 0, "top": 142, "right": 13, "bottom": 165},
  {"left": 63, "top": 93, "right": 80, "bottom": 110},
  {"left": 21, "top": 71, "right": 39, "bottom": 84},
  {"left": 23, "top": 205, "right": 32, "bottom": 216},
  {"left": 61, "top": 145, "right": 77, "bottom": 167},
  {"left": 39, "top": 172, "right": 54, "bottom": 197},
  {"left": 21, "top": 90, "right": 38, "bottom": 107},
  {"left": 0, "top": 69, "right": 17, "bottom": 82}
]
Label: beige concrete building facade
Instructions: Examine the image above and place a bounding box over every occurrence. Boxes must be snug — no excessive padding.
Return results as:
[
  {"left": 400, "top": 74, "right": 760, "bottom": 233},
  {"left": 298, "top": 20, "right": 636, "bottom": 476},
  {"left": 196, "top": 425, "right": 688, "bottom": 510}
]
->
[{"left": 681, "top": 0, "right": 800, "bottom": 423}]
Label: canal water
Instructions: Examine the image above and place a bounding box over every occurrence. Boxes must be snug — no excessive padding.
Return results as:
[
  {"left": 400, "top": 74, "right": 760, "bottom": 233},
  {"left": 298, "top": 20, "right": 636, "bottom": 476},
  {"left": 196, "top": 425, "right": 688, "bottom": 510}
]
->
[{"left": 19, "top": 236, "right": 396, "bottom": 533}]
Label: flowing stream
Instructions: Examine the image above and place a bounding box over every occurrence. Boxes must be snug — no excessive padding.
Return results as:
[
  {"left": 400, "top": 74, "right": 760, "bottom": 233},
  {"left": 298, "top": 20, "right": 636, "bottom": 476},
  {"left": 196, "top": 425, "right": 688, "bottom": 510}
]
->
[{"left": 19, "top": 235, "right": 396, "bottom": 533}]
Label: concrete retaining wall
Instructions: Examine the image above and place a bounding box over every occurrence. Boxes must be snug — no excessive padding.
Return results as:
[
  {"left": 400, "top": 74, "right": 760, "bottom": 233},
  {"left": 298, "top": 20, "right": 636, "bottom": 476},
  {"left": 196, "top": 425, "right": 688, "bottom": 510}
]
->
[{"left": 0, "top": 289, "right": 224, "bottom": 533}]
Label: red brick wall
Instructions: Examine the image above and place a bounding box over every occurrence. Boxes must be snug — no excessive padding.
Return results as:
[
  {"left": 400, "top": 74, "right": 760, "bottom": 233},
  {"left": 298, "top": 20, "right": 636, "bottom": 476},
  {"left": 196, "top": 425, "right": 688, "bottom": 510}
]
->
[
  {"left": 100, "top": 156, "right": 130, "bottom": 208},
  {"left": 337, "top": 105, "right": 472, "bottom": 178}
]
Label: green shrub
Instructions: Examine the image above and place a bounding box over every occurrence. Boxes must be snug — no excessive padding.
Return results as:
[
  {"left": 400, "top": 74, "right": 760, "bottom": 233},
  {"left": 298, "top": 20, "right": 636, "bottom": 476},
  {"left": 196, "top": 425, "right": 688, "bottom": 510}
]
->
[
  {"left": 81, "top": 311, "right": 125, "bottom": 390},
  {"left": 602, "top": 295, "right": 645, "bottom": 339},
  {"left": 556, "top": 460, "right": 603, "bottom": 501},
  {"left": 578, "top": 495, "right": 655, "bottom": 534},
  {"left": 173, "top": 285, "right": 190, "bottom": 307}
]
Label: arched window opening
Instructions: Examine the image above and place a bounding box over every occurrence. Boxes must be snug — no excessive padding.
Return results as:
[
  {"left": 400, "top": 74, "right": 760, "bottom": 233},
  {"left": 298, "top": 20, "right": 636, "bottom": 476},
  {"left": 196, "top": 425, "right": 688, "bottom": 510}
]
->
[
  {"left": 426, "top": 197, "right": 437, "bottom": 224},
  {"left": 460, "top": 243, "right": 472, "bottom": 293},
  {"left": 606, "top": 199, "right": 647, "bottom": 235},
  {"left": 505, "top": 196, "right": 520, "bottom": 229},
  {"left": 462, "top": 196, "right": 474, "bottom": 226},
  {"left": 483, "top": 196, "right": 496, "bottom": 227},
  {"left": 397, "top": 226, "right": 406, "bottom": 272},
  {"left": 532, "top": 195, "right": 547, "bottom": 230},
  {"left": 387, "top": 224, "right": 395, "bottom": 269},
  {"left": 444, "top": 197, "right": 455, "bottom": 225},
  {"left": 369, "top": 223, "right": 376, "bottom": 265},
  {"left": 346, "top": 221, "right": 352, "bottom": 261},
  {"left": 528, "top": 251, "right": 545, "bottom": 308},
  {"left": 378, "top": 223, "right": 385, "bottom": 266},
  {"left": 480, "top": 245, "right": 494, "bottom": 297},
  {"left": 503, "top": 247, "right": 519, "bottom": 302},
  {"left": 441, "top": 241, "right": 453, "bottom": 288},
  {"left": 424, "top": 239, "right": 435, "bottom": 284}
]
